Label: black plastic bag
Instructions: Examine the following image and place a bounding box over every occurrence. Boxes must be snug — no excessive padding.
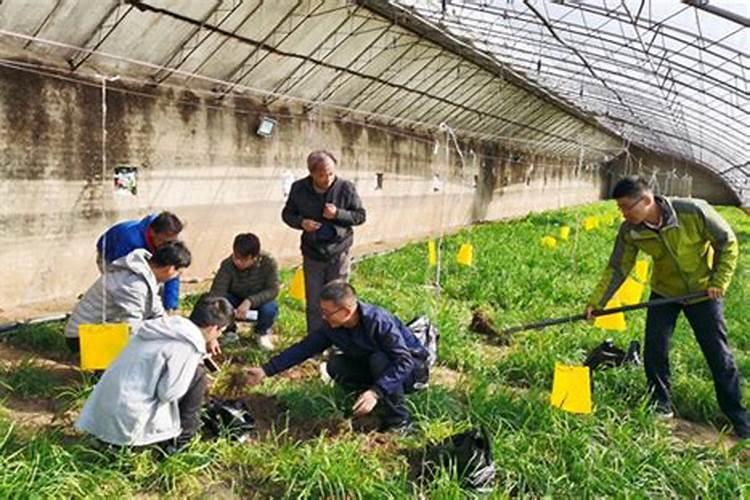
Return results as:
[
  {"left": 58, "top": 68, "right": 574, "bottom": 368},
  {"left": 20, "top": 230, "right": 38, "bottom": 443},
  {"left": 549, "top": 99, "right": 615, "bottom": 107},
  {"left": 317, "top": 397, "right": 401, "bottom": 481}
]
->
[
  {"left": 201, "top": 399, "right": 256, "bottom": 442},
  {"left": 420, "top": 427, "right": 496, "bottom": 491},
  {"left": 584, "top": 339, "right": 641, "bottom": 371}
]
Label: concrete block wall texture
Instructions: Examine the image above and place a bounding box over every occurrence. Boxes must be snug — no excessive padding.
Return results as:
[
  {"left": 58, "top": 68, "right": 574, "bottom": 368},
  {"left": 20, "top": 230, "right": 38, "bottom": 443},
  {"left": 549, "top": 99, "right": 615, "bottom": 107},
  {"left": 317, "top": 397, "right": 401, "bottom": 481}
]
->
[{"left": 0, "top": 66, "right": 604, "bottom": 312}]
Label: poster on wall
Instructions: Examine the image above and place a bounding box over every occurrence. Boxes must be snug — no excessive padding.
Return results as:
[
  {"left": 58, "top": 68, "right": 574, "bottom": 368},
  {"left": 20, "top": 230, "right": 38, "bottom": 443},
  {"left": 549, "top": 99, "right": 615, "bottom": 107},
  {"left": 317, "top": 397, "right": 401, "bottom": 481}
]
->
[{"left": 114, "top": 166, "right": 137, "bottom": 196}]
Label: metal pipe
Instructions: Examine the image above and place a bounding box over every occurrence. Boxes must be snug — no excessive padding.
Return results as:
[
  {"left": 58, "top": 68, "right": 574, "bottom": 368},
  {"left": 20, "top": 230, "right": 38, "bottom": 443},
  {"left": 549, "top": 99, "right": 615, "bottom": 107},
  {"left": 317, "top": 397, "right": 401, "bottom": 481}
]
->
[{"left": 682, "top": 0, "right": 750, "bottom": 27}]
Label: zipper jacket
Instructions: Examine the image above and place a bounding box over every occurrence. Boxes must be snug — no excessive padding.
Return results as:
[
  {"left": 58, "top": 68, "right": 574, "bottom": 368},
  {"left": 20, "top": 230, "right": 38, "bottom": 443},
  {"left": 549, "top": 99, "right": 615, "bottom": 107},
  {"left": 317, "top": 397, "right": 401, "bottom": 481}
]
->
[{"left": 589, "top": 196, "right": 738, "bottom": 308}]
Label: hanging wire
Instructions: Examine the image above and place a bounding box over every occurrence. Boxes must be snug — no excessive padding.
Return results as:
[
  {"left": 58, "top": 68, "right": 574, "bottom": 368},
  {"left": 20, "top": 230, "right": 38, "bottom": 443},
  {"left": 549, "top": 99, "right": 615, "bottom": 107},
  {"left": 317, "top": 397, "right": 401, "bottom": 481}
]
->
[{"left": 0, "top": 27, "right": 621, "bottom": 157}]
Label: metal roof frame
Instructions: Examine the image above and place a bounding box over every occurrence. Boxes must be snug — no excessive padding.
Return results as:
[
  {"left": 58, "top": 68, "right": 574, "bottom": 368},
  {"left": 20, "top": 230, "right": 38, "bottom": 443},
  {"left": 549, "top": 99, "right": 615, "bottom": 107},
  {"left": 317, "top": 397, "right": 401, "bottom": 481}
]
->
[{"left": 393, "top": 0, "right": 747, "bottom": 203}]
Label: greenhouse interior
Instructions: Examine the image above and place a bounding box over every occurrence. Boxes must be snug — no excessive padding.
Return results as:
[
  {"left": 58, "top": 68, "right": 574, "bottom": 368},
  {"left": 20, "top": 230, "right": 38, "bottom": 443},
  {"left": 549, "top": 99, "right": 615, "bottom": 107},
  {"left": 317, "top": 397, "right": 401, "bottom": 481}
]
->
[{"left": 0, "top": 0, "right": 748, "bottom": 497}]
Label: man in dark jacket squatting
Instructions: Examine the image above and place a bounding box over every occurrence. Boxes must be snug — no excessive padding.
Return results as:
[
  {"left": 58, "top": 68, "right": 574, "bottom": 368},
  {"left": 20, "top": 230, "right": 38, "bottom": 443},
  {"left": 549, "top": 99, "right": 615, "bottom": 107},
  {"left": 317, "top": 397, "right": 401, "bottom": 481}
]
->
[{"left": 243, "top": 280, "right": 428, "bottom": 432}]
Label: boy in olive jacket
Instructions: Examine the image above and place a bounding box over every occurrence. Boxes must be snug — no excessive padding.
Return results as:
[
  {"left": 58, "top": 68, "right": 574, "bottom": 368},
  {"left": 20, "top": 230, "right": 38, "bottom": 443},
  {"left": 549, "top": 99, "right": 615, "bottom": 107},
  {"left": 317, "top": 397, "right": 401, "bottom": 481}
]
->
[
  {"left": 586, "top": 176, "right": 748, "bottom": 438},
  {"left": 210, "top": 233, "right": 280, "bottom": 350}
]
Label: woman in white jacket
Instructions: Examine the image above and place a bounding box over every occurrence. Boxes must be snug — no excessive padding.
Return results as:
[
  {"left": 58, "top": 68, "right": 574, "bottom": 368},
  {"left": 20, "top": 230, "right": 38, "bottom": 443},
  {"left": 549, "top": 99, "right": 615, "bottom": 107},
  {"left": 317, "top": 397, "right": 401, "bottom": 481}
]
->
[{"left": 76, "top": 295, "right": 233, "bottom": 451}]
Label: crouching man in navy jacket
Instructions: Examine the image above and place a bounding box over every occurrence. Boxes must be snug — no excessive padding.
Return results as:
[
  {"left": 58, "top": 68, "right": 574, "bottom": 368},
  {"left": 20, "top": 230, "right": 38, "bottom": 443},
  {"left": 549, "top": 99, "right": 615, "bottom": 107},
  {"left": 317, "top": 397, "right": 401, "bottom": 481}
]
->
[{"left": 243, "top": 280, "right": 428, "bottom": 432}]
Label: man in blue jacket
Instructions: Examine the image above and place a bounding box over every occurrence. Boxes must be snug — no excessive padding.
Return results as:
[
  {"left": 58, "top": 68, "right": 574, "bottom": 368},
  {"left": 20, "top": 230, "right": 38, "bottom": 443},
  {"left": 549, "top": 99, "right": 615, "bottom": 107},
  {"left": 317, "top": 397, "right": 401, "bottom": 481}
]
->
[
  {"left": 243, "top": 280, "right": 428, "bottom": 432},
  {"left": 97, "top": 212, "right": 183, "bottom": 311}
]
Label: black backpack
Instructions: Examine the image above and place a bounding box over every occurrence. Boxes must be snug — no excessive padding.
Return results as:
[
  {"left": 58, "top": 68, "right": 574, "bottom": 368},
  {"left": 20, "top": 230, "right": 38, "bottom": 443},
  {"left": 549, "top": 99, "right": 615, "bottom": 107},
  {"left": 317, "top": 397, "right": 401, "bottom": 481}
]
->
[
  {"left": 420, "top": 427, "right": 496, "bottom": 491},
  {"left": 407, "top": 316, "right": 439, "bottom": 368},
  {"left": 201, "top": 399, "right": 256, "bottom": 442}
]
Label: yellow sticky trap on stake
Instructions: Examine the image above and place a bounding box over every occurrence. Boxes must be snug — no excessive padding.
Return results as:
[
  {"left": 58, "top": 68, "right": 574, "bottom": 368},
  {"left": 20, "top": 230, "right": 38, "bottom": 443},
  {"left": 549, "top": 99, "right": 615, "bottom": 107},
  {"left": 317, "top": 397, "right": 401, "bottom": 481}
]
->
[
  {"left": 289, "top": 268, "right": 306, "bottom": 302},
  {"left": 617, "top": 277, "right": 644, "bottom": 306},
  {"left": 559, "top": 225, "right": 570, "bottom": 241},
  {"left": 79, "top": 323, "right": 130, "bottom": 371},
  {"left": 583, "top": 216, "right": 599, "bottom": 231},
  {"left": 427, "top": 240, "right": 437, "bottom": 267},
  {"left": 456, "top": 243, "right": 474, "bottom": 267},
  {"left": 550, "top": 362, "right": 592, "bottom": 414},
  {"left": 540, "top": 236, "right": 557, "bottom": 249},
  {"left": 594, "top": 297, "right": 627, "bottom": 331},
  {"left": 634, "top": 259, "right": 649, "bottom": 283}
]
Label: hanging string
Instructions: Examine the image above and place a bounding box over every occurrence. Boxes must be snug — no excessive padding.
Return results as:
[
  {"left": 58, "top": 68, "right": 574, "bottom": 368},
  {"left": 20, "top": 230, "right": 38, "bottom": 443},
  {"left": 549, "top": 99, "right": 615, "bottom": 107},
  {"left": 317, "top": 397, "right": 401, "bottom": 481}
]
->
[{"left": 0, "top": 28, "right": 620, "bottom": 157}]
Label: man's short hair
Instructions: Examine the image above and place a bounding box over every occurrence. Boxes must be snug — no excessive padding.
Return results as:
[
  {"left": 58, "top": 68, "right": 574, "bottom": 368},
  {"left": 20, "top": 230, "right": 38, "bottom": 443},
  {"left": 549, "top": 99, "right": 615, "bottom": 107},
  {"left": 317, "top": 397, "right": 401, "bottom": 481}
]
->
[
  {"left": 307, "top": 150, "right": 337, "bottom": 170},
  {"left": 612, "top": 176, "right": 650, "bottom": 199},
  {"left": 189, "top": 295, "right": 234, "bottom": 328},
  {"left": 150, "top": 240, "right": 191, "bottom": 269},
  {"left": 319, "top": 280, "right": 356, "bottom": 306},
  {"left": 149, "top": 211, "right": 183, "bottom": 235},
  {"left": 233, "top": 233, "right": 261, "bottom": 258}
]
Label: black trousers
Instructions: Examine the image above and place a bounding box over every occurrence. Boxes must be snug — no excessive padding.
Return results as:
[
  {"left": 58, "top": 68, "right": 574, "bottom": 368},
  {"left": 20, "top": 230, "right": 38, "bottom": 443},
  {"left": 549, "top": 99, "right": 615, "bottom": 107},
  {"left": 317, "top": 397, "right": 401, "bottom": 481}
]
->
[
  {"left": 326, "top": 352, "right": 420, "bottom": 426},
  {"left": 645, "top": 292, "right": 749, "bottom": 434},
  {"left": 174, "top": 364, "right": 208, "bottom": 446}
]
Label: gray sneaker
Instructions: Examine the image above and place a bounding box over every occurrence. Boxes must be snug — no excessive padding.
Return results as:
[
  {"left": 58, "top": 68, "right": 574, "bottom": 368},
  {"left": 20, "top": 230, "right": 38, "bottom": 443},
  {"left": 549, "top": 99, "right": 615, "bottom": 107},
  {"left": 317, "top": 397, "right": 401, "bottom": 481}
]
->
[{"left": 654, "top": 403, "right": 674, "bottom": 419}]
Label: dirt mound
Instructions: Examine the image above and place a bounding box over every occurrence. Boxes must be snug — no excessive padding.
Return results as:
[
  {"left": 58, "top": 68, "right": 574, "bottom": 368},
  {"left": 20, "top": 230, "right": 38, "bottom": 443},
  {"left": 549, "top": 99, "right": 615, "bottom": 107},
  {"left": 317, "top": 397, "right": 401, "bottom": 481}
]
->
[{"left": 470, "top": 309, "right": 511, "bottom": 345}]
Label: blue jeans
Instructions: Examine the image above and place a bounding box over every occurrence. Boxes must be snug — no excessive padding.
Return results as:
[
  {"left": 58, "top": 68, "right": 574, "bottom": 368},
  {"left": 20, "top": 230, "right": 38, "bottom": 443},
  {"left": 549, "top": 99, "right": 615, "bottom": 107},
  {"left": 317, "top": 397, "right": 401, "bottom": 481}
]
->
[{"left": 225, "top": 294, "right": 278, "bottom": 335}]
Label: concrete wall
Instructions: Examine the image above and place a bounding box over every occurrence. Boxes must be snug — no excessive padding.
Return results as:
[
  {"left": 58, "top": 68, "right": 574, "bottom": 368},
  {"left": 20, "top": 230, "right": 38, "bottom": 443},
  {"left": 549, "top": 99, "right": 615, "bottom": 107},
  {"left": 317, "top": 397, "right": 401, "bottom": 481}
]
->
[
  {"left": 0, "top": 65, "right": 603, "bottom": 313},
  {"left": 602, "top": 145, "right": 738, "bottom": 205}
]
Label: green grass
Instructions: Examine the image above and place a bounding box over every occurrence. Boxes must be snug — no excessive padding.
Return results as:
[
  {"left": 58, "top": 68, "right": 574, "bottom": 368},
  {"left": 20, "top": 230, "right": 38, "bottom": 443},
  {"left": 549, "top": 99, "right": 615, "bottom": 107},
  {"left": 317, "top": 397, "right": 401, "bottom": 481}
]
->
[{"left": 1, "top": 202, "right": 749, "bottom": 497}]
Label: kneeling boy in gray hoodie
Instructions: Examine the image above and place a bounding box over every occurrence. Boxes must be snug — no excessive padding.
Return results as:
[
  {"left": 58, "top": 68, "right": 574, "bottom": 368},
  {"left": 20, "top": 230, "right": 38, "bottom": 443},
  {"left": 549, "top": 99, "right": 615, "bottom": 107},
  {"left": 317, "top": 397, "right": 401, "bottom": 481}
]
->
[{"left": 75, "top": 295, "right": 233, "bottom": 451}]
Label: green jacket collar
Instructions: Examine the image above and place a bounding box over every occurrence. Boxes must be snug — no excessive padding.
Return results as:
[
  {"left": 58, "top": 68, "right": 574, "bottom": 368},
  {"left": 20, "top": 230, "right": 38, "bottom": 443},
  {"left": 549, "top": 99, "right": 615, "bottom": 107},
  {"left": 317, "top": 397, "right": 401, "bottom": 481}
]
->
[{"left": 628, "top": 195, "right": 678, "bottom": 233}]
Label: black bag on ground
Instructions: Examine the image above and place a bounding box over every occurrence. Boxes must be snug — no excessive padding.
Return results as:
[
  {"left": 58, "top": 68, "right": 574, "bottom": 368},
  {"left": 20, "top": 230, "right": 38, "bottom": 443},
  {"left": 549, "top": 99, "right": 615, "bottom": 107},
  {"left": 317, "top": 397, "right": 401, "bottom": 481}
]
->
[
  {"left": 420, "top": 427, "right": 496, "bottom": 491},
  {"left": 202, "top": 399, "right": 256, "bottom": 441},
  {"left": 407, "top": 316, "right": 439, "bottom": 368},
  {"left": 584, "top": 339, "right": 641, "bottom": 371}
]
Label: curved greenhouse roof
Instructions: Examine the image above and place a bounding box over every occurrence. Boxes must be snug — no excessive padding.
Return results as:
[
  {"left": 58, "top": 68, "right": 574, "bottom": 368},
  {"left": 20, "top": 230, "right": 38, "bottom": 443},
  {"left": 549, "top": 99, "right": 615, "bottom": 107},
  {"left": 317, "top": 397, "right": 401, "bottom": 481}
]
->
[
  {"left": 393, "top": 0, "right": 748, "bottom": 204},
  {"left": 0, "top": 0, "right": 746, "bottom": 203}
]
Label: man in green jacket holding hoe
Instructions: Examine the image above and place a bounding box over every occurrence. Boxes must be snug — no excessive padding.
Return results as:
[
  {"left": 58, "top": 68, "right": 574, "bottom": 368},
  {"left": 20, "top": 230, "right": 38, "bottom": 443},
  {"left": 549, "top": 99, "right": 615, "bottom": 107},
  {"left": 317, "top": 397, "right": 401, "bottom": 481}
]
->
[{"left": 587, "top": 176, "right": 749, "bottom": 439}]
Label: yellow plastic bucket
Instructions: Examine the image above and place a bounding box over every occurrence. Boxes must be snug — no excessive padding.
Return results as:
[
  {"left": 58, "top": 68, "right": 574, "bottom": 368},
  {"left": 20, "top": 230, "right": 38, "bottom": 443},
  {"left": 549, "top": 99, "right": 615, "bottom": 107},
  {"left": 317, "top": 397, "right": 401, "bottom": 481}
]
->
[{"left": 79, "top": 323, "right": 130, "bottom": 371}]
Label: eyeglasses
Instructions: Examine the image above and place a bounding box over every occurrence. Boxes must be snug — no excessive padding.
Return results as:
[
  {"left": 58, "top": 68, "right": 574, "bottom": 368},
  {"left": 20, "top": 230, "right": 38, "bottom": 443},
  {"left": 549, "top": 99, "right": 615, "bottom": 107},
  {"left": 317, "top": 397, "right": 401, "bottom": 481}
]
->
[
  {"left": 618, "top": 196, "right": 644, "bottom": 213},
  {"left": 320, "top": 306, "right": 346, "bottom": 318}
]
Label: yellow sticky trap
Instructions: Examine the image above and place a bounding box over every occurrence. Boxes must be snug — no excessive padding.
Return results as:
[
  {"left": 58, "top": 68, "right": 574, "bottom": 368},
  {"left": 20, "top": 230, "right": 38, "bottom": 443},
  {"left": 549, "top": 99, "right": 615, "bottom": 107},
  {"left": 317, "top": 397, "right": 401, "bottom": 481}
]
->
[
  {"left": 79, "top": 323, "right": 130, "bottom": 371},
  {"left": 427, "top": 240, "right": 437, "bottom": 267},
  {"left": 456, "top": 243, "right": 474, "bottom": 267},
  {"left": 594, "top": 297, "right": 627, "bottom": 331},
  {"left": 634, "top": 260, "right": 649, "bottom": 283},
  {"left": 550, "top": 362, "right": 592, "bottom": 414},
  {"left": 583, "top": 216, "right": 599, "bottom": 231},
  {"left": 540, "top": 236, "right": 557, "bottom": 249},
  {"left": 559, "top": 225, "right": 570, "bottom": 241},
  {"left": 289, "top": 268, "right": 306, "bottom": 302},
  {"left": 617, "top": 277, "right": 644, "bottom": 306}
]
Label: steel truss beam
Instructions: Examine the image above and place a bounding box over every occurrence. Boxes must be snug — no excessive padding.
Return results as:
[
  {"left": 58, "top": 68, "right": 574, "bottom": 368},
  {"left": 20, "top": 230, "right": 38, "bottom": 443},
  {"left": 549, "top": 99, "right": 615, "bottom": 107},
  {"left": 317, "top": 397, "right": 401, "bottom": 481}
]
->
[
  {"left": 68, "top": 1, "right": 135, "bottom": 70},
  {"left": 264, "top": 4, "right": 369, "bottom": 104},
  {"left": 219, "top": 0, "right": 326, "bottom": 96},
  {"left": 152, "top": 0, "right": 248, "bottom": 83}
]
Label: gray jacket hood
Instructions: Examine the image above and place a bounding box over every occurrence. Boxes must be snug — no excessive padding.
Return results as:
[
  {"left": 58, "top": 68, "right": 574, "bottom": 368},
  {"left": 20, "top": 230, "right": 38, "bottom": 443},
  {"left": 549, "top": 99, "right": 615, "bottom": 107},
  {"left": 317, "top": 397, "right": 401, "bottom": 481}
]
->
[
  {"left": 135, "top": 316, "right": 206, "bottom": 354},
  {"left": 110, "top": 248, "right": 157, "bottom": 283}
]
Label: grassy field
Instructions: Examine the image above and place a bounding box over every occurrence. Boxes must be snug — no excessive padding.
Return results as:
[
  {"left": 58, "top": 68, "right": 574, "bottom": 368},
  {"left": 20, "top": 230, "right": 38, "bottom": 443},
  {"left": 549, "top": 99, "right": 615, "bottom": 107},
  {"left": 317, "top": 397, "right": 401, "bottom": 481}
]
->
[{"left": 1, "top": 202, "right": 748, "bottom": 498}]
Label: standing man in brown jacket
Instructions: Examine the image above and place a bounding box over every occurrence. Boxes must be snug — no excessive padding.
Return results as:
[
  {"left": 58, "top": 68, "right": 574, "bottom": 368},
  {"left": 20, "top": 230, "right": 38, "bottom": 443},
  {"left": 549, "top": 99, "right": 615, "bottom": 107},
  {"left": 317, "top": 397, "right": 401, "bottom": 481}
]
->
[
  {"left": 210, "top": 233, "right": 280, "bottom": 350},
  {"left": 282, "top": 150, "right": 366, "bottom": 335}
]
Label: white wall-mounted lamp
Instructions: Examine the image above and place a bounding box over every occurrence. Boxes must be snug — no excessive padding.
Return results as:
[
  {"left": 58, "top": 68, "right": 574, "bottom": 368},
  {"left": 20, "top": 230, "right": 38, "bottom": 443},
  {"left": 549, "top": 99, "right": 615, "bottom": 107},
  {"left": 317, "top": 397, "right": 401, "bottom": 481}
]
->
[{"left": 257, "top": 116, "right": 277, "bottom": 137}]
